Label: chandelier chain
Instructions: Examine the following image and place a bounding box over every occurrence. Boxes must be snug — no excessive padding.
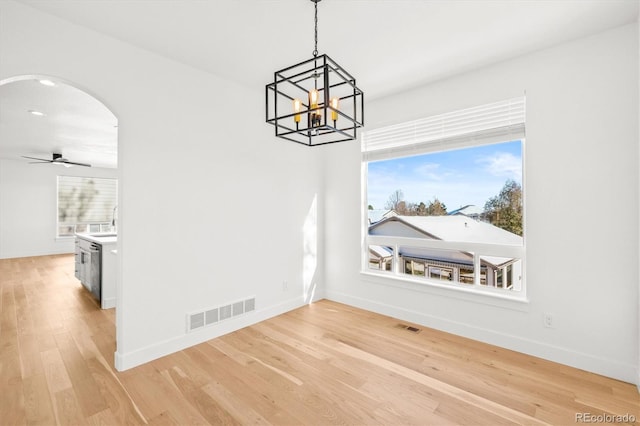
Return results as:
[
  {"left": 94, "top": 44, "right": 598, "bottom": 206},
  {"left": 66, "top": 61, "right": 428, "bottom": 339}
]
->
[{"left": 313, "top": 0, "right": 318, "bottom": 57}]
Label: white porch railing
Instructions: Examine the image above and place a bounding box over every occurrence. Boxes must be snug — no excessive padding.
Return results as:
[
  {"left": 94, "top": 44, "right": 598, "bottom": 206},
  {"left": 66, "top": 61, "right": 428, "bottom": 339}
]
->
[{"left": 365, "top": 235, "right": 525, "bottom": 292}]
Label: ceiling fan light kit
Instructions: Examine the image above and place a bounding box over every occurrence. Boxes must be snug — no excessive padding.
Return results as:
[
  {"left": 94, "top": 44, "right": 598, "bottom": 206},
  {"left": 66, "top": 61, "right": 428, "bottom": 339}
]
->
[{"left": 265, "top": 0, "right": 364, "bottom": 147}]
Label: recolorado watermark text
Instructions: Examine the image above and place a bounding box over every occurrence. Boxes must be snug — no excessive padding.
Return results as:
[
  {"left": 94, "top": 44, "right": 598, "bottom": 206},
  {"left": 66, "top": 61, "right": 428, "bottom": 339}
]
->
[{"left": 575, "top": 412, "right": 636, "bottom": 423}]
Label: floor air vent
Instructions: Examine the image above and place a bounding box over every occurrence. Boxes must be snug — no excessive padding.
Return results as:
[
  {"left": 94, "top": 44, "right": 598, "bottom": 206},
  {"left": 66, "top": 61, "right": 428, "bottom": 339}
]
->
[
  {"left": 396, "top": 323, "right": 421, "bottom": 333},
  {"left": 187, "top": 297, "right": 256, "bottom": 332}
]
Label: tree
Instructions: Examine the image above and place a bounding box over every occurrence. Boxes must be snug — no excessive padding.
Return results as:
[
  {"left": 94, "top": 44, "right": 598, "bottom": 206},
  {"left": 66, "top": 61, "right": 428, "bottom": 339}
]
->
[
  {"left": 58, "top": 180, "right": 98, "bottom": 223},
  {"left": 483, "top": 180, "right": 522, "bottom": 236},
  {"left": 426, "top": 197, "right": 447, "bottom": 216},
  {"left": 395, "top": 200, "right": 410, "bottom": 215},
  {"left": 384, "top": 191, "right": 448, "bottom": 216},
  {"left": 384, "top": 189, "right": 405, "bottom": 212},
  {"left": 368, "top": 204, "right": 374, "bottom": 210}
]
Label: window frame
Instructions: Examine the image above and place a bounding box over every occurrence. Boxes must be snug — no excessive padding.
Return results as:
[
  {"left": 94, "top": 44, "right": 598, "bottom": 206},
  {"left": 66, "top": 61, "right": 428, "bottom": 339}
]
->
[
  {"left": 360, "top": 98, "right": 527, "bottom": 303},
  {"left": 56, "top": 175, "right": 118, "bottom": 238}
]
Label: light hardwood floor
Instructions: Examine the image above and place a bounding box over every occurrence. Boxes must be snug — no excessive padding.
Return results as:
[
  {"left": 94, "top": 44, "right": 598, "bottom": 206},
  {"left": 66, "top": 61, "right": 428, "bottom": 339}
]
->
[{"left": 1, "top": 254, "right": 638, "bottom": 425}]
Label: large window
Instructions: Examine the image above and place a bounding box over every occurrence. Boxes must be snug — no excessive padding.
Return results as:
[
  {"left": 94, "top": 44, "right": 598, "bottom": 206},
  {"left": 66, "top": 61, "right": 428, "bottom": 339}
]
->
[
  {"left": 57, "top": 176, "right": 118, "bottom": 237},
  {"left": 362, "top": 97, "right": 525, "bottom": 297}
]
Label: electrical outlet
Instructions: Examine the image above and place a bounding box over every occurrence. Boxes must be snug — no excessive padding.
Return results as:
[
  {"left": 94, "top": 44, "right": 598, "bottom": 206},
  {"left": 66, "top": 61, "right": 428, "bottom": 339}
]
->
[
  {"left": 282, "top": 281, "right": 288, "bottom": 291},
  {"left": 543, "top": 313, "right": 554, "bottom": 328}
]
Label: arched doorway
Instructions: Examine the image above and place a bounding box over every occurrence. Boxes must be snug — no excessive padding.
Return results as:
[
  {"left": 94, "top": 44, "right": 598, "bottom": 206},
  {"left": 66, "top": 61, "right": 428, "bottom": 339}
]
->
[{"left": 0, "top": 74, "right": 120, "bottom": 365}]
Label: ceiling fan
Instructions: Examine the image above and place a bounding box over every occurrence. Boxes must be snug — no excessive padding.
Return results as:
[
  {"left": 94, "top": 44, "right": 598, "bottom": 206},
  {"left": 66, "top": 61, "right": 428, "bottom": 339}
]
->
[{"left": 22, "top": 153, "right": 92, "bottom": 168}]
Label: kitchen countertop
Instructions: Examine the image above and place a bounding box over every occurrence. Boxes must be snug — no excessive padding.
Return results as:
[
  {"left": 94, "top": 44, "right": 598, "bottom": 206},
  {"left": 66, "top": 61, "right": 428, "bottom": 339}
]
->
[{"left": 75, "top": 232, "right": 117, "bottom": 245}]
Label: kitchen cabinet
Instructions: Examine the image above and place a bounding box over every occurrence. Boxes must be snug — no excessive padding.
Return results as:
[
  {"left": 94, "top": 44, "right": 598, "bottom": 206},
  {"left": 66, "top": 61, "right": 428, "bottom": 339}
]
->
[
  {"left": 74, "top": 238, "right": 89, "bottom": 284},
  {"left": 74, "top": 238, "right": 100, "bottom": 301},
  {"left": 75, "top": 233, "right": 117, "bottom": 309}
]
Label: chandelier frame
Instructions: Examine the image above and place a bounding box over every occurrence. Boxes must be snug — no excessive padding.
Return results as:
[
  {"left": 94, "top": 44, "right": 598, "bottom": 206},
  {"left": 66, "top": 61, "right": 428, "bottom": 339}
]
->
[
  {"left": 266, "top": 54, "right": 364, "bottom": 146},
  {"left": 265, "top": 0, "right": 364, "bottom": 147}
]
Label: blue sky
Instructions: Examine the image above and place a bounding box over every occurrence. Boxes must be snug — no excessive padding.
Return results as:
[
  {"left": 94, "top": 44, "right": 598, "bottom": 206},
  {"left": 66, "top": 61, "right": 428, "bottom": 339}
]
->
[{"left": 367, "top": 140, "right": 522, "bottom": 212}]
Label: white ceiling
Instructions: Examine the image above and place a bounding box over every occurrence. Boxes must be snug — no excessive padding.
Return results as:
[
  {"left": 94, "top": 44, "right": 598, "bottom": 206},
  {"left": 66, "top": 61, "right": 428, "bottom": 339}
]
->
[
  {"left": 2, "top": 0, "right": 638, "bottom": 168},
  {"left": 0, "top": 77, "right": 118, "bottom": 168}
]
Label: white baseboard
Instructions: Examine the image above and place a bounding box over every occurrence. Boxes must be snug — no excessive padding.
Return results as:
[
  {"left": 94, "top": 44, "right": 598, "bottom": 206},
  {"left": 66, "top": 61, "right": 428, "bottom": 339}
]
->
[
  {"left": 0, "top": 248, "right": 74, "bottom": 260},
  {"left": 325, "top": 290, "right": 638, "bottom": 385},
  {"left": 114, "top": 296, "right": 306, "bottom": 371},
  {"left": 101, "top": 297, "right": 115, "bottom": 309}
]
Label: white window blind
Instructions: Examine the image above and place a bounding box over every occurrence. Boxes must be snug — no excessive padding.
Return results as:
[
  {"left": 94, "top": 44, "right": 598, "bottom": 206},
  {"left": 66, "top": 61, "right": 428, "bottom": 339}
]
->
[
  {"left": 362, "top": 97, "right": 525, "bottom": 161},
  {"left": 57, "top": 176, "right": 117, "bottom": 236}
]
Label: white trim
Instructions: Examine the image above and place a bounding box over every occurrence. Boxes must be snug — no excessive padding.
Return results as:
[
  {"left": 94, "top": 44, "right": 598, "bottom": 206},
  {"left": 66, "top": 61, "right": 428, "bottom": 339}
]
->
[
  {"left": 0, "top": 248, "right": 74, "bottom": 260},
  {"left": 361, "top": 270, "right": 529, "bottom": 309},
  {"left": 325, "top": 290, "right": 637, "bottom": 384},
  {"left": 114, "top": 296, "right": 305, "bottom": 371},
  {"left": 101, "top": 297, "right": 116, "bottom": 309},
  {"left": 361, "top": 161, "right": 370, "bottom": 272}
]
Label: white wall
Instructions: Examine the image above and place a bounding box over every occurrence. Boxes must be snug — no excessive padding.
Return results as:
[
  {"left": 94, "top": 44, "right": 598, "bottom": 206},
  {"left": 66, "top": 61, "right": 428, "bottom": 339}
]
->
[
  {"left": 324, "top": 24, "right": 640, "bottom": 384},
  {"left": 0, "top": 1, "right": 324, "bottom": 370},
  {"left": 0, "top": 159, "right": 117, "bottom": 258}
]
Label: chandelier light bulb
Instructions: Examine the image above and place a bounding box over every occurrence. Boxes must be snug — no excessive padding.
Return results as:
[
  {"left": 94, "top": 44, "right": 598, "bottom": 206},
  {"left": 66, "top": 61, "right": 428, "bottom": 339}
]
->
[
  {"left": 330, "top": 97, "right": 339, "bottom": 122},
  {"left": 309, "top": 89, "right": 319, "bottom": 109},
  {"left": 293, "top": 99, "right": 302, "bottom": 123}
]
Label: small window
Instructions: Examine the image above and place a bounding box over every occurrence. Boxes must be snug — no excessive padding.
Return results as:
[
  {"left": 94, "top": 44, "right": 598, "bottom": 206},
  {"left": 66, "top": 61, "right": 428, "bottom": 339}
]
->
[
  {"left": 428, "top": 266, "right": 453, "bottom": 281},
  {"left": 57, "top": 176, "right": 118, "bottom": 237}
]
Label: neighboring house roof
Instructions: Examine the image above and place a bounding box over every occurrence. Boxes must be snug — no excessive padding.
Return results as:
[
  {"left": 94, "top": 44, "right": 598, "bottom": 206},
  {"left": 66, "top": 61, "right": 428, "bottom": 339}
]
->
[
  {"left": 448, "top": 204, "right": 483, "bottom": 217},
  {"left": 369, "top": 245, "right": 393, "bottom": 259},
  {"left": 369, "top": 215, "right": 522, "bottom": 268},
  {"left": 368, "top": 209, "right": 397, "bottom": 224}
]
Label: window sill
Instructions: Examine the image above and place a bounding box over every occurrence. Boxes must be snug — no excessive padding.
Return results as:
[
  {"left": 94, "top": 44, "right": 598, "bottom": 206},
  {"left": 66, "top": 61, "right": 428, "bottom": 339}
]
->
[{"left": 360, "top": 270, "right": 530, "bottom": 312}]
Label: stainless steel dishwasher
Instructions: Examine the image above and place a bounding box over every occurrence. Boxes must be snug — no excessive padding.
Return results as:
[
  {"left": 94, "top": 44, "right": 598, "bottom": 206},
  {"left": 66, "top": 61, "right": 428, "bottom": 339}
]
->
[
  {"left": 76, "top": 237, "right": 102, "bottom": 302},
  {"left": 88, "top": 242, "right": 102, "bottom": 301}
]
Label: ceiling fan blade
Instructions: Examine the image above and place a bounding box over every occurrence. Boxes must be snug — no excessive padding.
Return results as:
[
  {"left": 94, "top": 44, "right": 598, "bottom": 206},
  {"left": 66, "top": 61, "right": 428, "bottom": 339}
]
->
[
  {"left": 63, "top": 160, "right": 92, "bottom": 167},
  {"left": 22, "top": 154, "right": 91, "bottom": 167},
  {"left": 22, "top": 155, "right": 52, "bottom": 162}
]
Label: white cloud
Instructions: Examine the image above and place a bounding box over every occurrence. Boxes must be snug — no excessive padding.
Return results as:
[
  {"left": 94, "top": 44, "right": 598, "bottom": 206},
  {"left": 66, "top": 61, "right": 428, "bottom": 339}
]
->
[
  {"left": 413, "top": 162, "right": 444, "bottom": 181},
  {"left": 477, "top": 152, "right": 522, "bottom": 181}
]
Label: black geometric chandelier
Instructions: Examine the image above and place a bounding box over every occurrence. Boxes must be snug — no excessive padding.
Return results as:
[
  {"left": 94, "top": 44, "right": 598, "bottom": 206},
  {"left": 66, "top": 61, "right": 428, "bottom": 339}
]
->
[{"left": 265, "top": 0, "right": 364, "bottom": 147}]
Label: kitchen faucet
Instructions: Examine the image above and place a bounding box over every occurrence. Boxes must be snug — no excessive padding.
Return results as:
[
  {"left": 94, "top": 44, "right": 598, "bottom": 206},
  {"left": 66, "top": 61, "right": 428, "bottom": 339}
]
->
[{"left": 111, "top": 205, "right": 118, "bottom": 232}]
